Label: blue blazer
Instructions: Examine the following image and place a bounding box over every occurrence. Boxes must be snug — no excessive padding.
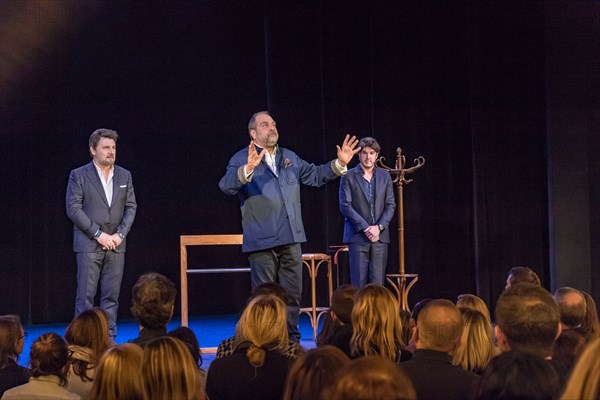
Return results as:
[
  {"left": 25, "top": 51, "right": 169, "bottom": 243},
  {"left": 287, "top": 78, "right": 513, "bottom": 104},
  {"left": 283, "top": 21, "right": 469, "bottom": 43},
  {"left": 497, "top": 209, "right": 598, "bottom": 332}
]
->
[
  {"left": 339, "top": 165, "right": 395, "bottom": 244},
  {"left": 219, "top": 145, "right": 340, "bottom": 252},
  {"left": 66, "top": 162, "right": 137, "bottom": 253}
]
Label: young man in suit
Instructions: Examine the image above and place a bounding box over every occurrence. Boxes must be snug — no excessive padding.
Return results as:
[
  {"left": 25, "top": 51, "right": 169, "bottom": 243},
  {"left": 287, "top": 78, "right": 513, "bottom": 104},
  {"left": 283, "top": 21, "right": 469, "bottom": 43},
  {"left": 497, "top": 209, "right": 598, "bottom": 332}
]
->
[
  {"left": 66, "top": 128, "right": 137, "bottom": 339},
  {"left": 339, "top": 137, "right": 395, "bottom": 287}
]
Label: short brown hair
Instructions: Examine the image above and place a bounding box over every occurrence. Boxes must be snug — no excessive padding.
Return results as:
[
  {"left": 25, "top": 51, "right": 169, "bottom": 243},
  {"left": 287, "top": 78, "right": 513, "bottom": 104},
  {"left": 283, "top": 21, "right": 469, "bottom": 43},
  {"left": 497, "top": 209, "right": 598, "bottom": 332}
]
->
[
  {"left": 358, "top": 137, "right": 381, "bottom": 153},
  {"left": 89, "top": 128, "right": 118, "bottom": 149},
  {"left": 131, "top": 272, "right": 177, "bottom": 329},
  {"left": 30, "top": 332, "right": 70, "bottom": 387}
]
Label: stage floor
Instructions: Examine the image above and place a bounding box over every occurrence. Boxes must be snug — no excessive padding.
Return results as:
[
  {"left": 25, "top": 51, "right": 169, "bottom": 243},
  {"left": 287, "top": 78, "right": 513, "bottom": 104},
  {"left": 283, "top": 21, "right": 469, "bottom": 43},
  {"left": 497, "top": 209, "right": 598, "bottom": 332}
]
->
[{"left": 18, "top": 314, "right": 319, "bottom": 369}]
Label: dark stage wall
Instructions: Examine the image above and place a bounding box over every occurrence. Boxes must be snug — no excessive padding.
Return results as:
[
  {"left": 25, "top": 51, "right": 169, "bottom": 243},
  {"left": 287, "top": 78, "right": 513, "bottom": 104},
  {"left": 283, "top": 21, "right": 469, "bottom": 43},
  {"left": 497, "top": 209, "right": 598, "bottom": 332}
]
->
[{"left": 1, "top": 0, "right": 598, "bottom": 324}]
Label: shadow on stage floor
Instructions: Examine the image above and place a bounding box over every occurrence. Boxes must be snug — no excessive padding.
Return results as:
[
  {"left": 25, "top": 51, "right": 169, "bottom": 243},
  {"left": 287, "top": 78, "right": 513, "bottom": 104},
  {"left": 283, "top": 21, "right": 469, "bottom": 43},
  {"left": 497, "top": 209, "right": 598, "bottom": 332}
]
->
[{"left": 18, "top": 314, "right": 319, "bottom": 369}]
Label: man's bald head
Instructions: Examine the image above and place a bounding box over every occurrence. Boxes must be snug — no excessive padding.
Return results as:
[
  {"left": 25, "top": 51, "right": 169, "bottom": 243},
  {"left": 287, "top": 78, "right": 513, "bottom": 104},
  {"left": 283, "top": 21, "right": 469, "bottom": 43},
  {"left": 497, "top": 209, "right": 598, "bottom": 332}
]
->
[{"left": 416, "top": 299, "right": 463, "bottom": 353}]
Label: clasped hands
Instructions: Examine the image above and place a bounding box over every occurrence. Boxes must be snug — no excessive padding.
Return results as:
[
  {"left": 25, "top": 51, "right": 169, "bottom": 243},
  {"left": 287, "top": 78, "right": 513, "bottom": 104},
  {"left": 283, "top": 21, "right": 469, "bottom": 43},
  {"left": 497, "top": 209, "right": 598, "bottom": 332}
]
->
[
  {"left": 364, "top": 225, "right": 381, "bottom": 243},
  {"left": 245, "top": 134, "right": 361, "bottom": 173},
  {"left": 97, "top": 232, "right": 123, "bottom": 251}
]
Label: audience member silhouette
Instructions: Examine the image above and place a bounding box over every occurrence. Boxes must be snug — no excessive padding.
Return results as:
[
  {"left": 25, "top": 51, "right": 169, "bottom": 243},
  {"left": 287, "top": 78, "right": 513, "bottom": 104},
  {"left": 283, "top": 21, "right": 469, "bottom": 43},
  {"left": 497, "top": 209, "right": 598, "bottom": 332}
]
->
[
  {"left": 403, "top": 297, "right": 433, "bottom": 352},
  {"left": 495, "top": 283, "right": 560, "bottom": 359},
  {"left": 216, "top": 282, "right": 304, "bottom": 360},
  {"left": 504, "top": 266, "right": 541, "bottom": 288},
  {"left": 129, "top": 272, "right": 176, "bottom": 348},
  {"left": 474, "top": 350, "right": 560, "bottom": 400},
  {"left": 350, "top": 284, "right": 410, "bottom": 363},
  {"left": 0, "top": 315, "right": 30, "bottom": 397},
  {"left": 552, "top": 328, "right": 587, "bottom": 388},
  {"left": 400, "top": 299, "right": 479, "bottom": 400},
  {"left": 206, "top": 294, "right": 292, "bottom": 400},
  {"left": 580, "top": 290, "right": 600, "bottom": 340},
  {"left": 452, "top": 308, "right": 499, "bottom": 375},
  {"left": 2, "top": 332, "right": 80, "bottom": 399},
  {"left": 89, "top": 343, "right": 144, "bottom": 400},
  {"left": 168, "top": 326, "right": 207, "bottom": 387},
  {"left": 560, "top": 337, "right": 600, "bottom": 400},
  {"left": 316, "top": 284, "right": 358, "bottom": 357},
  {"left": 65, "top": 307, "right": 111, "bottom": 399},
  {"left": 283, "top": 345, "right": 350, "bottom": 400},
  {"left": 323, "top": 355, "right": 416, "bottom": 400},
  {"left": 456, "top": 293, "right": 493, "bottom": 328},
  {"left": 142, "top": 336, "right": 206, "bottom": 400}
]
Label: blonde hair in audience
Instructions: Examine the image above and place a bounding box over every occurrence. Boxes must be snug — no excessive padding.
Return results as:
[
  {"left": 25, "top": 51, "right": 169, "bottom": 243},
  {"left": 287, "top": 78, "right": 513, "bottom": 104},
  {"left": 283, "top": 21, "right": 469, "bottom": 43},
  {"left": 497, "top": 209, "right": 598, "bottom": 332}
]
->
[
  {"left": 560, "top": 338, "right": 600, "bottom": 400},
  {"left": 456, "top": 294, "right": 493, "bottom": 328},
  {"left": 235, "top": 294, "right": 288, "bottom": 367},
  {"left": 90, "top": 343, "right": 144, "bottom": 400},
  {"left": 283, "top": 345, "right": 350, "bottom": 400},
  {"left": 452, "top": 308, "right": 498, "bottom": 373},
  {"left": 323, "top": 356, "right": 416, "bottom": 400},
  {"left": 350, "top": 284, "right": 404, "bottom": 362},
  {"left": 142, "top": 336, "right": 205, "bottom": 400},
  {"left": 65, "top": 307, "right": 110, "bottom": 380}
]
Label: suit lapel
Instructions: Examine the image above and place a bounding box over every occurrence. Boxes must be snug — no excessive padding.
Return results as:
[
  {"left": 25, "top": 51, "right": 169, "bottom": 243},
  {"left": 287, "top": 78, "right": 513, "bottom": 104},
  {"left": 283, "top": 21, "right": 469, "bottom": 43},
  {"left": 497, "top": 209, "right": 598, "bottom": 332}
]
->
[
  {"left": 353, "top": 165, "right": 370, "bottom": 202},
  {"left": 86, "top": 162, "right": 110, "bottom": 207},
  {"left": 111, "top": 167, "right": 120, "bottom": 206}
]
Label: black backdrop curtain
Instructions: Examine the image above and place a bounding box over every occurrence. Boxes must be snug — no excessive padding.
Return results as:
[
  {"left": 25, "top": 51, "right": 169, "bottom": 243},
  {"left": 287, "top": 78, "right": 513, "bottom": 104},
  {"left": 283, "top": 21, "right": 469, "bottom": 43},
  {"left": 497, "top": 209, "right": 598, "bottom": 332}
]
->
[{"left": 1, "top": 0, "right": 598, "bottom": 324}]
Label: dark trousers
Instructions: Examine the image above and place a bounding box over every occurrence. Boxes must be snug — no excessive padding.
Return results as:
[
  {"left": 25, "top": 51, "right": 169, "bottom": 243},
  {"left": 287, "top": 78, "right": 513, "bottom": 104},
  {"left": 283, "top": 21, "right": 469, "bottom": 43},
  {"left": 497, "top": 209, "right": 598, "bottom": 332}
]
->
[
  {"left": 75, "top": 251, "right": 125, "bottom": 338},
  {"left": 348, "top": 241, "right": 388, "bottom": 287},
  {"left": 248, "top": 243, "right": 302, "bottom": 342}
]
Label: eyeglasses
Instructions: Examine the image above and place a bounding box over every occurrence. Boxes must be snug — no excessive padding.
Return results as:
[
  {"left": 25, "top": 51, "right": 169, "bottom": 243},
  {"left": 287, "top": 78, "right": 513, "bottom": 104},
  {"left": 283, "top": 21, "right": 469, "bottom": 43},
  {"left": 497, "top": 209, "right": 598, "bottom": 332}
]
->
[{"left": 19, "top": 332, "right": 28, "bottom": 340}]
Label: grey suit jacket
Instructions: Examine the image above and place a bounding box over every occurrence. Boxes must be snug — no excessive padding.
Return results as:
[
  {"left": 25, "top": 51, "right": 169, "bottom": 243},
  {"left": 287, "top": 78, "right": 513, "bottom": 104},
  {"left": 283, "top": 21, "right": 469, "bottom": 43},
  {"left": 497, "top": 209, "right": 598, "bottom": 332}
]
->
[
  {"left": 66, "top": 161, "right": 137, "bottom": 253},
  {"left": 339, "top": 165, "right": 395, "bottom": 244}
]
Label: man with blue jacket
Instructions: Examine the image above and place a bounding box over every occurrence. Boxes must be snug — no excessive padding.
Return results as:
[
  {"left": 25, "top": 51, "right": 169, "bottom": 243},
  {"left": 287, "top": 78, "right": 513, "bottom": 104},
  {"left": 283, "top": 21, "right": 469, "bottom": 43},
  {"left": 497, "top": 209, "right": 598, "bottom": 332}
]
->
[{"left": 219, "top": 111, "right": 359, "bottom": 341}]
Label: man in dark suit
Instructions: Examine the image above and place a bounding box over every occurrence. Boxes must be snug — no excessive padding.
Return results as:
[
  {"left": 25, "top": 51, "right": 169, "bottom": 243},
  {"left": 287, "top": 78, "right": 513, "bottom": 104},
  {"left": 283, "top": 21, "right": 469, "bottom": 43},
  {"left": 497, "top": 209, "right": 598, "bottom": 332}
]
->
[
  {"left": 66, "top": 128, "right": 137, "bottom": 339},
  {"left": 339, "top": 137, "right": 395, "bottom": 287}
]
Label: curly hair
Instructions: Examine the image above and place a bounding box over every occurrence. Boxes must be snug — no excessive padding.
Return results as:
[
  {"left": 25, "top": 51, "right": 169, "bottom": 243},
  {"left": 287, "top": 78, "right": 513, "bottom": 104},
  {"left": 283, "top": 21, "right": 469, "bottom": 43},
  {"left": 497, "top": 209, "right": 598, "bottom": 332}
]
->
[{"left": 130, "top": 272, "right": 177, "bottom": 329}]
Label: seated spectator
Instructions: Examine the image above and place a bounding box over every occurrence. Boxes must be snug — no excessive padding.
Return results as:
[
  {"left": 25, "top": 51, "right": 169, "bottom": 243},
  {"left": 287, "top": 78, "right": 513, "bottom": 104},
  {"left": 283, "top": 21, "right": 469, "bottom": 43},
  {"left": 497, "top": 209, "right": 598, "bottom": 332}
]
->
[
  {"left": 3, "top": 332, "right": 80, "bottom": 399},
  {"left": 316, "top": 284, "right": 358, "bottom": 357},
  {"left": 580, "top": 290, "right": 600, "bottom": 340},
  {"left": 495, "top": 283, "right": 561, "bottom": 359},
  {"left": 283, "top": 345, "right": 350, "bottom": 400},
  {"left": 216, "top": 282, "right": 304, "bottom": 360},
  {"left": 554, "top": 287, "right": 587, "bottom": 330},
  {"left": 90, "top": 343, "right": 144, "bottom": 400},
  {"left": 504, "top": 266, "right": 541, "bottom": 288},
  {"left": 400, "top": 299, "right": 479, "bottom": 400},
  {"left": 552, "top": 328, "right": 586, "bottom": 388},
  {"left": 142, "top": 336, "right": 205, "bottom": 400},
  {"left": 0, "top": 315, "right": 30, "bottom": 397},
  {"left": 560, "top": 337, "right": 600, "bottom": 400},
  {"left": 452, "top": 308, "right": 499, "bottom": 374},
  {"left": 399, "top": 309, "right": 412, "bottom": 349},
  {"left": 167, "top": 326, "right": 207, "bottom": 387},
  {"left": 65, "top": 307, "right": 111, "bottom": 399},
  {"left": 474, "top": 350, "right": 560, "bottom": 400},
  {"left": 206, "top": 294, "right": 292, "bottom": 400},
  {"left": 456, "top": 294, "right": 493, "bottom": 328},
  {"left": 322, "top": 355, "right": 416, "bottom": 400},
  {"left": 129, "top": 272, "right": 176, "bottom": 348},
  {"left": 403, "top": 298, "right": 433, "bottom": 353},
  {"left": 350, "top": 284, "right": 409, "bottom": 363}
]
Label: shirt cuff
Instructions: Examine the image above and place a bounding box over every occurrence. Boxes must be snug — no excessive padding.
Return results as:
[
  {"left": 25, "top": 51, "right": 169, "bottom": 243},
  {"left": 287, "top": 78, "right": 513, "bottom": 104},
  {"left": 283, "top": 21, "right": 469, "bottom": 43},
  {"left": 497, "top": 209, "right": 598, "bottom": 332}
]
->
[
  {"left": 331, "top": 159, "right": 348, "bottom": 176},
  {"left": 238, "top": 165, "right": 253, "bottom": 184}
]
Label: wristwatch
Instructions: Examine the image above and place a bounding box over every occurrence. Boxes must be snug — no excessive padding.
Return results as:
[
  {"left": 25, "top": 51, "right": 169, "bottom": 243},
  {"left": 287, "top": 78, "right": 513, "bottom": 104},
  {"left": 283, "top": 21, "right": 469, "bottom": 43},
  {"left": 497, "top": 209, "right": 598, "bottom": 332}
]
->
[
  {"left": 117, "top": 232, "right": 125, "bottom": 240},
  {"left": 378, "top": 224, "right": 385, "bottom": 232}
]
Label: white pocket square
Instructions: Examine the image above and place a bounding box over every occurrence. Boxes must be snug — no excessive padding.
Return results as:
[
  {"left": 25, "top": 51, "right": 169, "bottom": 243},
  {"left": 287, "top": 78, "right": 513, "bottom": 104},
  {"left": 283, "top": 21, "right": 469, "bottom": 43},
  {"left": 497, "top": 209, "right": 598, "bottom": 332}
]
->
[{"left": 120, "top": 185, "right": 127, "bottom": 188}]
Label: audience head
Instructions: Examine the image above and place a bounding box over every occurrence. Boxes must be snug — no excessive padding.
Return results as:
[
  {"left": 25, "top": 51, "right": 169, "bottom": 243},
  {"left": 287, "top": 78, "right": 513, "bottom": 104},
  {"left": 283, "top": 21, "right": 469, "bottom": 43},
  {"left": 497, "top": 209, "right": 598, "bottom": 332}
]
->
[
  {"left": 130, "top": 272, "right": 177, "bottom": 329},
  {"left": 452, "top": 308, "right": 497, "bottom": 374},
  {"left": 560, "top": 338, "right": 600, "bottom": 400},
  {"left": 0, "top": 314, "right": 25, "bottom": 366},
  {"left": 168, "top": 326, "right": 202, "bottom": 367},
  {"left": 554, "top": 287, "right": 587, "bottom": 328},
  {"left": 323, "top": 356, "right": 416, "bottom": 400},
  {"left": 65, "top": 307, "right": 110, "bottom": 364},
  {"left": 317, "top": 285, "right": 358, "bottom": 346},
  {"left": 456, "top": 294, "right": 493, "bottom": 327},
  {"left": 399, "top": 309, "right": 412, "bottom": 347},
  {"left": 552, "top": 328, "right": 587, "bottom": 386},
  {"left": 415, "top": 299, "right": 463, "bottom": 353},
  {"left": 142, "top": 336, "right": 205, "bottom": 400},
  {"left": 505, "top": 266, "right": 541, "bottom": 288},
  {"left": 249, "top": 281, "right": 288, "bottom": 304},
  {"left": 283, "top": 346, "right": 350, "bottom": 400},
  {"left": 475, "top": 350, "right": 560, "bottom": 400},
  {"left": 235, "top": 293, "right": 288, "bottom": 367},
  {"left": 351, "top": 284, "right": 404, "bottom": 362},
  {"left": 494, "top": 283, "right": 560, "bottom": 358},
  {"left": 90, "top": 343, "right": 144, "bottom": 400},
  {"left": 580, "top": 290, "right": 600, "bottom": 338},
  {"left": 29, "top": 332, "right": 70, "bottom": 386}
]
